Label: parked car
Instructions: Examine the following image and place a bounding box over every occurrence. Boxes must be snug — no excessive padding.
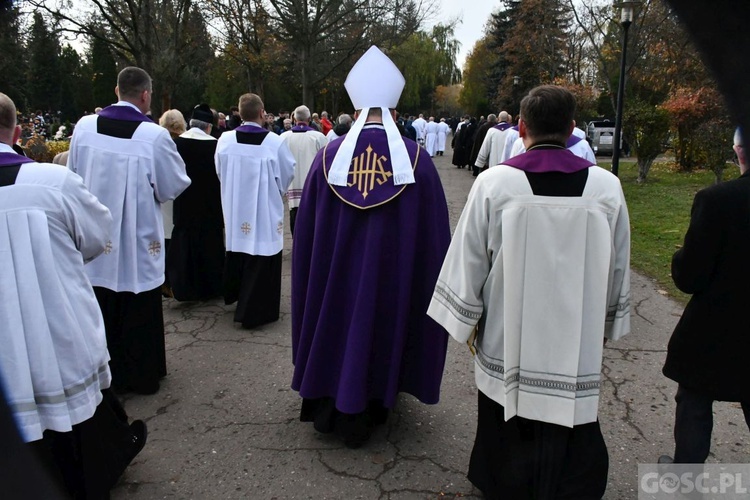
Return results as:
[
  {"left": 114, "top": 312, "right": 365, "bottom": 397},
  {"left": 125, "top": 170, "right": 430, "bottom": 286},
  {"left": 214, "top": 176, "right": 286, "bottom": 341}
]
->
[{"left": 587, "top": 119, "right": 619, "bottom": 156}]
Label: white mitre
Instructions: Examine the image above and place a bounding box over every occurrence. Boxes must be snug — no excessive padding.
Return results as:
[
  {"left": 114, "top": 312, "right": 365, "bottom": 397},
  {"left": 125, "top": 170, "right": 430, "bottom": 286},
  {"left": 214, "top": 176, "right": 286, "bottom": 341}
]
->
[{"left": 328, "top": 46, "right": 415, "bottom": 186}]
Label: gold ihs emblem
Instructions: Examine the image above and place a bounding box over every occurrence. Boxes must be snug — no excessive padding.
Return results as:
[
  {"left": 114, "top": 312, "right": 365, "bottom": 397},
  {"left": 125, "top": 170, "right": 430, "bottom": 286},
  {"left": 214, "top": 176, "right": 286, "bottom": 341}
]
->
[{"left": 348, "top": 144, "right": 392, "bottom": 199}]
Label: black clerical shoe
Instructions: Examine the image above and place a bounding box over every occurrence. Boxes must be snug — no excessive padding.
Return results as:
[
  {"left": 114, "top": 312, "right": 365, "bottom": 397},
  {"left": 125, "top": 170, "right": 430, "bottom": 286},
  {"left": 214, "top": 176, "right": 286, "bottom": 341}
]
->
[
  {"left": 128, "top": 420, "right": 148, "bottom": 462},
  {"left": 658, "top": 455, "right": 674, "bottom": 464}
]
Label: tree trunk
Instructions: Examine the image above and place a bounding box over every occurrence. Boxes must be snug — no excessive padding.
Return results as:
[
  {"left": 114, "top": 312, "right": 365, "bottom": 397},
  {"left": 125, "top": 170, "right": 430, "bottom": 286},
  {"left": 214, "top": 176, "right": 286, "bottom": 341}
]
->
[
  {"left": 301, "top": 46, "right": 314, "bottom": 111},
  {"left": 636, "top": 157, "right": 655, "bottom": 183}
]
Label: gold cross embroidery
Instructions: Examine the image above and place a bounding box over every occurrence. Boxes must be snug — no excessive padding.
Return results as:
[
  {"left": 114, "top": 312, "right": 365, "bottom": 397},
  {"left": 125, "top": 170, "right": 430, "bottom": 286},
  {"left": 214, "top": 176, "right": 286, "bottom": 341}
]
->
[
  {"left": 241, "top": 222, "right": 252, "bottom": 234},
  {"left": 148, "top": 241, "right": 161, "bottom": 257},
  {"left": 347, "top": 144, "right": 391, "bottom": 199},
  {"left": 103, "top": 240, "right": 113, "bottom": 255}
]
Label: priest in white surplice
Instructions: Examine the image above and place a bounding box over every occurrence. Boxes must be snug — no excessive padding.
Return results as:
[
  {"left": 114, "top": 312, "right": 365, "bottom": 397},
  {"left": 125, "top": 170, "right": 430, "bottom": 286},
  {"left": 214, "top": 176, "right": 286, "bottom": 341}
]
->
[
  {"left": 0, "top": 93, "right": 147, "bottom": 498},
  {"left": 428, "top": 85, "right": 630, "bottom": 499},
  {"left": 216, "top": 93, "right": 295, "bottom": 328},
  {"left": 69, "top": 67, "right": 191, "bottom": 395},
  {"left": 280, "top": 105, "right": 326, "bottom": 235}
]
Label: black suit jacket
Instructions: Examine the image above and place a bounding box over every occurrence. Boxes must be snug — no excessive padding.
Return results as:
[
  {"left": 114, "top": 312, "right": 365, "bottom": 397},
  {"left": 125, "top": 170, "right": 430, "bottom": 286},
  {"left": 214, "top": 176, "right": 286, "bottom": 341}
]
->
[{"left": 663, "top": 171, "right": 750, "bottom": 401}]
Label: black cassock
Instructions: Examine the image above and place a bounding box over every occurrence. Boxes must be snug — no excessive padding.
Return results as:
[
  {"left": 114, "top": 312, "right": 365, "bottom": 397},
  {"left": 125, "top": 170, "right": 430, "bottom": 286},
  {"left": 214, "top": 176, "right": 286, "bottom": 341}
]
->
[{"left": 168, "top": 134, "right": 225, "bottom": 301}]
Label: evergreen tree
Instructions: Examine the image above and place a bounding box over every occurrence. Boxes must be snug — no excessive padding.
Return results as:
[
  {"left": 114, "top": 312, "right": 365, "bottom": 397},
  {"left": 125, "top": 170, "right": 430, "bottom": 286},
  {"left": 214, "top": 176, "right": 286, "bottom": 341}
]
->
[
  {"left": 58, "top": 45, "right": 88, "bottom": 121},
  {"left": 485, "top": 0, "right": 521, "bottom": 109},
  {"left": 89, "top": 36, "right": 118, "bottom": 109},
  {"left": 27, "top": 12, "right": 61, "bottom": 113},
  {"left": 496, "top": 0, "right": 570, "bottom": 113},
  {"left": 0, "top": 0, "right": 26, "bottom": 107}
]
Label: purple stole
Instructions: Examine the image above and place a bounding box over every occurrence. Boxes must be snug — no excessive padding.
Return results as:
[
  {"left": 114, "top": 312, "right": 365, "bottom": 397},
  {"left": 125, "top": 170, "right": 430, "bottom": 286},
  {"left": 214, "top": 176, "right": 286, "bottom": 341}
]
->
[
  {"left": 323, "top": 128, "right": 418, "bottom": 209},
  {"left": 566, "top": 135, "right": 584, "bottom": 148},
  {"left": 98, "top": 105, "right": 153, "bottom": 123},
  {"left": 0, "top": 152, "right": 35, "bottom": 168},
  {"left": 291, "top": 125, "right": 316, "bottom": 133},
  {"left": 493, "top": 122, "right": 512, "bottom": 131},
  {"left": 235, "top": 124, "right": 269, "bottom": 134},
  {"left": 503, "top": 146, "right": 592, "bottom": 174}
]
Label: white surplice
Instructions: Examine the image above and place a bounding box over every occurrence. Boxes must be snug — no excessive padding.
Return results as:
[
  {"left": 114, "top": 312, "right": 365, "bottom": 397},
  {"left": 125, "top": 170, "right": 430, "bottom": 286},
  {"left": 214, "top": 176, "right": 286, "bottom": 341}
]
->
[
  {"left": 215, "top": 122, "right": 295, "bottom": 256},
  {"left": 428, "top": 164, "right": 630, "bottom": 428},
  {"left": 0, "top": 151, "right": 113, "bottom": 442},
  {"left": 474, "top": 125, "right": 514, "bottom": 168},
  {"left": 436, "top": 121, "right": 450, "bottom": 152},
  {"left": 425, "top": 120, "right": 439, "bottom": 156},
  {"left": 68, "top": 102, "right": 191, "bottom": 293},
  {"left": 281, "top": 128, "right": 326, "bottom": 209}
]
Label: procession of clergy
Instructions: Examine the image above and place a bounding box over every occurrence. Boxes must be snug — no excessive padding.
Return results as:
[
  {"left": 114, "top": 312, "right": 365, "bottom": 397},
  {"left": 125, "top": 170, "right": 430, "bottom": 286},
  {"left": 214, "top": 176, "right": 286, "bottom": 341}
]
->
[{"left": 1, "top": 45, "right": 635, "bottom": 499}]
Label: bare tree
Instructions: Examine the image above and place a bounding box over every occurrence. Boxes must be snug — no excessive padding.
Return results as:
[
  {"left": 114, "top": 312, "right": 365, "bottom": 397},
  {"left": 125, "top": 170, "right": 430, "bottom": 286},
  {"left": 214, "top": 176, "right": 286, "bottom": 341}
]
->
[
  {"left": 29, "top": 0, "right": 208, "bottom": 111},
  {"left": 265, "top": 0, "right": 436, "bottom": 110}
]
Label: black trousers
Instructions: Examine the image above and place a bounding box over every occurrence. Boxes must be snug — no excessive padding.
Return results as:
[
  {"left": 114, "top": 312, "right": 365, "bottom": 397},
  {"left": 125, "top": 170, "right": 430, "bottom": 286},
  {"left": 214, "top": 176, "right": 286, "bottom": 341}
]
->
[
  {"left": 289, "top": 207, "right": 298, "bottom": 236},
  {"left": 28, "top": 390, "right": 138, "bottom": 499},
  {"left": 673, "top": 385, "right": 750, "bottom": 463},
  {"left": 468, "top": 391, "right": 608, "bottom": 500},
  {"left": 223, "top": 251, "right": 282, "bottom": 328},
  {"left": 94, "top": 287, "right": 166, "bottom": 393}
]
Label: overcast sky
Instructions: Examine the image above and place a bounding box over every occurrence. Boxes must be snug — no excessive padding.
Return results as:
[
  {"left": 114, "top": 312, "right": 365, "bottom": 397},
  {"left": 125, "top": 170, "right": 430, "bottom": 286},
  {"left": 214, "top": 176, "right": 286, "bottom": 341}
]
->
[{"left": 428, "top": 0, "right": 501, "bottom": 70}]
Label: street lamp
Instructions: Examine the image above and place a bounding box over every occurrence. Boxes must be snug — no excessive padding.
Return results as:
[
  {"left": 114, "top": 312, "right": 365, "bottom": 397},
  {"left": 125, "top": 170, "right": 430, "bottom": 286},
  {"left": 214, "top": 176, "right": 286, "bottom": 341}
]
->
[
  {"left": 512, "top": 76, "right": 521, "bottom": 117},
  {"left": 611, "top": 1, "right": 639, "bottom": 177}
]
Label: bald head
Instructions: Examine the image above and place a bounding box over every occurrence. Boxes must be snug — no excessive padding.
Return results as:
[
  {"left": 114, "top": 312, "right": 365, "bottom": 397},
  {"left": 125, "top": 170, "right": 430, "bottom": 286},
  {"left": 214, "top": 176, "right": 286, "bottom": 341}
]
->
[
  {"left": 0, "top": 93, "right": 19, "bottom": 145},
  {"left": 498, "top": 111, "right": 510, "bottom": 123}
]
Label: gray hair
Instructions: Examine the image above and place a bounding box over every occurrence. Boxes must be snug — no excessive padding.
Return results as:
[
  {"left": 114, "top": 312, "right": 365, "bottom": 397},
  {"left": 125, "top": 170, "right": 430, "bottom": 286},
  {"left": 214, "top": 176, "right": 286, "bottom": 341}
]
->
[
  {"left": 190, "top": 119, "right": 212, "bottom": 131},
  {"left": 338, "top": 114, "right": 353, "bottom": 125},
  {"left": 294, "top": 105, "right": 311, "bottom": 122},
  {"left": 487, "top": 114, "right": 497, "bottom": 123}
]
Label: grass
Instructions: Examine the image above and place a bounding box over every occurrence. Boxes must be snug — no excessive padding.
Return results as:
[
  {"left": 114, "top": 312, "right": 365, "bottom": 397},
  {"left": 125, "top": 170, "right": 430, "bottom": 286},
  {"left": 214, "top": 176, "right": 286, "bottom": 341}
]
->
[{"left": 601, "top": 158, "right": 740, "bottom": 304}]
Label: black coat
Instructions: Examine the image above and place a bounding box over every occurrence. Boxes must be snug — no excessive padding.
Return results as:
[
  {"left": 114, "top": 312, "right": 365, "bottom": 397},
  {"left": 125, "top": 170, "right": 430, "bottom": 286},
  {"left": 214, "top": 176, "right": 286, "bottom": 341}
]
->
[{"left": 662, "top": 171, "right": 750, "bottom": 401}]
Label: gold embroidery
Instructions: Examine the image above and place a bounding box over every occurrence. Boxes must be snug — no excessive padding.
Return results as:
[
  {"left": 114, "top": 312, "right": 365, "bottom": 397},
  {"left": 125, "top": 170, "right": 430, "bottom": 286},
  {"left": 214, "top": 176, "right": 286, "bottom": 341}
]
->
[
  {"left": 241, "top": 222, "right": 252, "bottom": 234},
  {"left": 103, "top": 240, "right": 113, "bottom": 255},
  {"left": 347, "top": 144, "right": 391, "bottom": 199},
  {"left": 323, "top": 142, "right": 420, "bottom": 210},
  {"left": 148, "top": 241, "right": 161, "bottom": 257}
]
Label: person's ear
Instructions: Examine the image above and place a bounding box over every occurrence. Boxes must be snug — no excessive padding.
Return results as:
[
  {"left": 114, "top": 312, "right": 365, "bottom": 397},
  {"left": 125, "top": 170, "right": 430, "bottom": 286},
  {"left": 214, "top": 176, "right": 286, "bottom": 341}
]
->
[
  {"left": 114, "top": 86, "right": 120, "bottom": 100},
  {"left": 12, "top": 124, "right": 21, "bottom": 145}
]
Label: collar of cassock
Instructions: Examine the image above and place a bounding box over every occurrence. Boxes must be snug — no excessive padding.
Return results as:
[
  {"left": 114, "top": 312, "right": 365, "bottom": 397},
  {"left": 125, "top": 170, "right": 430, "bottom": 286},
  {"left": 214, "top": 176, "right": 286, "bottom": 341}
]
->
[
  {"left": 503, "top": 142, "right": 593, "bottom": 174},
  {"left": 328, "top": 106, "right": 414, "bottom": 187}
]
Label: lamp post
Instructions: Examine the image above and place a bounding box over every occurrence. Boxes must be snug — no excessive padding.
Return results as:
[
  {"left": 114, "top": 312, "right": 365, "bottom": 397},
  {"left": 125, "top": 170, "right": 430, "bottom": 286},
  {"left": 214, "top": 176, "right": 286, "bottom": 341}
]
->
[{"left": 611, "top": 2, "right": 638, "bottom": 177}]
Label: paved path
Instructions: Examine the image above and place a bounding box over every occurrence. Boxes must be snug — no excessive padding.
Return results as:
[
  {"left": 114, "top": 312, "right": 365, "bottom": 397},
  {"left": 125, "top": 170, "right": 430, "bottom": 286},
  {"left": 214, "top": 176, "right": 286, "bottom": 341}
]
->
[{"left": 112, "top": 146, "right": 748, "bottom": 499}]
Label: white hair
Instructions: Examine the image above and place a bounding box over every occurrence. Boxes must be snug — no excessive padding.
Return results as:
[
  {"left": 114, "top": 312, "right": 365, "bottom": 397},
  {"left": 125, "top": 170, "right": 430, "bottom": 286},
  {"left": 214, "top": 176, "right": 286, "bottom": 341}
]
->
[
  {"left": 293, "top": 105, "right": 311, "bottom": 122},
  {"left": 338, "top": 114, "right": 352, "bottom": 125},
  {"left": 190, "top": 119, "right": 212, "bottom": 131}
]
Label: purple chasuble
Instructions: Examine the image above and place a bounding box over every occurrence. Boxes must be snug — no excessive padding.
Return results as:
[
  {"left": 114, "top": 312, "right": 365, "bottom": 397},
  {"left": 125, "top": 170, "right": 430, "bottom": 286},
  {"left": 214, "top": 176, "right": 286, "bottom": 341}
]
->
[
  {"left": 291, "top": 130, "right": 451, "bottom": 414},
  {"left": 323, "top": 128, "right": 417, "bottom": 209},
  {"left": 97, "top": 104, "right": 153, "bottom": 123},
  {"left": 503, "top": 146, "right": 593, "bottom": 173},
  {"left": 0, "top": 153, "right": 34, "bottom": 167},
  {"left": 493, "top": 122, "right": 512, "bottom": 131}
]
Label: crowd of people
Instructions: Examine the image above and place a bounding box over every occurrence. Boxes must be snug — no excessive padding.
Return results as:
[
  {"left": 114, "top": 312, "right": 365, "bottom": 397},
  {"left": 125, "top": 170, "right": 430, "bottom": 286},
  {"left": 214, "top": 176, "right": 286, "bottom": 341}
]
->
[{"left": 1, "top": 42, "right": 747, "bottom": 500}]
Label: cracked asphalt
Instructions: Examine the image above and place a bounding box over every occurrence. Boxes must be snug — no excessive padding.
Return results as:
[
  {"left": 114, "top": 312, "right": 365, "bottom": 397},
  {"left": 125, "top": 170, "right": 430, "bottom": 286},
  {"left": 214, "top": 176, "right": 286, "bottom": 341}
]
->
[{"left": 112, "top": 146, "right": 749, "bottom": 499}]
